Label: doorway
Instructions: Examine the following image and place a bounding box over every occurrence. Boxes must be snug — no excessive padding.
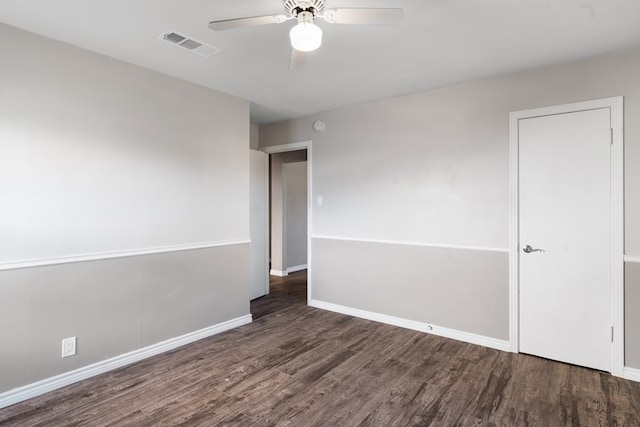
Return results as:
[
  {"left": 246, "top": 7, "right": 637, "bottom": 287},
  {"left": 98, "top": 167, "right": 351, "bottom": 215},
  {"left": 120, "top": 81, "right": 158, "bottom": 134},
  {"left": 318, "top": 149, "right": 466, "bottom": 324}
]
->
[
  {"left": 262, "top": 141, "right": 312, "bottom": 304},
  {"left": 509, "top": 97, "right": 624, "bottom": 375}
]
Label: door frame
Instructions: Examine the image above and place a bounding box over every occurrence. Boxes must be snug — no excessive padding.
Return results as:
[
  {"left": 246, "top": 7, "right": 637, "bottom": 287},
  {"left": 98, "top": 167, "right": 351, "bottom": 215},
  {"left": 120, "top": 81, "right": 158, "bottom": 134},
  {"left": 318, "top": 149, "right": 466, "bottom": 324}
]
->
[
  {"left": 261, "top": 141, "right": 313, "bottom": 304},
  {"left": 508, "top": 97, "right": 624, "bottom": 376}
]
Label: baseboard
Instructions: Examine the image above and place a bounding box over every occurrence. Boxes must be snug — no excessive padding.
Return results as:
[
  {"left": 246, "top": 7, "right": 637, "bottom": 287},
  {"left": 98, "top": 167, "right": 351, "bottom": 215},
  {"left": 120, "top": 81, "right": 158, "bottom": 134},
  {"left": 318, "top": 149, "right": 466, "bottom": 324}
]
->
[
  {"left": 270, "top": 269, "right": 288, "bottom": 277},
  {"left": 0, "top": 314, "right": 252, "bottom": 409},
  {"left": 309, "top": 299, "right": 511, "bottom": 352},
  {"left": 623, "top": 367, "right": 640, "bottom": 383},
  {"left": 287, "top": 264, "right": 308, "bottom": 274}
]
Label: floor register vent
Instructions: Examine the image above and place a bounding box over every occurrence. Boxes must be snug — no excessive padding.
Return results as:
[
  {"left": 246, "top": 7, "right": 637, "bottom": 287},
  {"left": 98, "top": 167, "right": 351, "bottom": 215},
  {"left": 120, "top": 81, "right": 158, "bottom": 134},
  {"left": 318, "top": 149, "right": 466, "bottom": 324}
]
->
[{"left": 158, "top": 30, "right": 221, "bottom": 57}]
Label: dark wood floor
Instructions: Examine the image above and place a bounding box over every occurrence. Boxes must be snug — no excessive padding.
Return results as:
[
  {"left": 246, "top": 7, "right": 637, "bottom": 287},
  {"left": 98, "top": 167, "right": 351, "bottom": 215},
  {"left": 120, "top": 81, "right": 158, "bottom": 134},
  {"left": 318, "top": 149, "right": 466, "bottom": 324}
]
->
[{"left": 2, "top": 270, "right": 640, "bottom": 426}]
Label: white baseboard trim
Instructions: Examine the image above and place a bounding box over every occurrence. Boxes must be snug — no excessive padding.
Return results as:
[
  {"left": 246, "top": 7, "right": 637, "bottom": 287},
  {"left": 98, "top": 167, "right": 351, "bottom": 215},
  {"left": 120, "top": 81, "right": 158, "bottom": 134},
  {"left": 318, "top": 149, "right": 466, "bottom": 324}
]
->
[
  {"left": 623, "top": 367, "right": 640, "bottom": 383},
  {"left": 0, "top": 314, "right": 252, "bottom": 409},
  {"left": 624, "top": 255, "right": 640, "bottom": 263},
  {"left": 287, "top": 264, "right": 308, "bottom": 274},
  {"left": 270, "top": 269, "right": 288, "bottom": 277},
  {"left": 309, "top": 299, "right": 510, "bottom": 352}
]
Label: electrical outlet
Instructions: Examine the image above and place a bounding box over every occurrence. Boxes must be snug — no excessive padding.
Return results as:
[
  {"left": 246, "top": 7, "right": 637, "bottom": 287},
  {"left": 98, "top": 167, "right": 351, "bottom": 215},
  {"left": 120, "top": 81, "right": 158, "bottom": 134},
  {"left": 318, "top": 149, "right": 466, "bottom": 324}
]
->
[{"left": 61, "top": 337, "right": 76, "bottom": 358}]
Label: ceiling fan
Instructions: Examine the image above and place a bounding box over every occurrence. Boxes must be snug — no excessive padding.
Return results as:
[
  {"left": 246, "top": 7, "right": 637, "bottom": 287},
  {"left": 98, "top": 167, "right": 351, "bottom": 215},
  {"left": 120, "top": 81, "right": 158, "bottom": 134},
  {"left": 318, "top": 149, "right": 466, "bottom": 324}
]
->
[{"left": 208, "top": 0, "right": 403, "bottom": 69}]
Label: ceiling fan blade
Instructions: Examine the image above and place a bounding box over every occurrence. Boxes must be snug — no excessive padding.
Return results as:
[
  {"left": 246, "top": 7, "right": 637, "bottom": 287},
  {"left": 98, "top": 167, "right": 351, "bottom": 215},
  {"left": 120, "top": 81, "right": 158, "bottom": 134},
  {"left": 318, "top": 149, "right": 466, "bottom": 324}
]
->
[
  {"left": 322, "top": 8, "right": 404, "bottom": 26},
  {"left": 209, "top": 14, "right": 289, "bottom": 31},
  {"left": 289, "top": 48, "right": 307, "bottom": 71}
]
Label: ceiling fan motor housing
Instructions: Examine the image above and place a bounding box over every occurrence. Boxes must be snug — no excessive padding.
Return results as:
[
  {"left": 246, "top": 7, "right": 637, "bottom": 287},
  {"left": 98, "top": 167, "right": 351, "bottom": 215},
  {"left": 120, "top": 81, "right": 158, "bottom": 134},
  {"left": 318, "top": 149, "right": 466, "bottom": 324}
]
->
[{"left": 284, "top": 0, "right": 325, "bottom": 17}]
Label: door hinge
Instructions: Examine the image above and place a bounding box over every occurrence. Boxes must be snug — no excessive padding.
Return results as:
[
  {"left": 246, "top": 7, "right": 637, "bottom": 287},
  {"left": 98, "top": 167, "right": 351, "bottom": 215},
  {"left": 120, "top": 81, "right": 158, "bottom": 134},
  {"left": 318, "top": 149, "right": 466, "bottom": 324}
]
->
[
  {"left": 611, "top": 326, "right": 614, "bottom": 342},
  {"left": 609, "top": 128, "right": 613, "bottom": 145}
]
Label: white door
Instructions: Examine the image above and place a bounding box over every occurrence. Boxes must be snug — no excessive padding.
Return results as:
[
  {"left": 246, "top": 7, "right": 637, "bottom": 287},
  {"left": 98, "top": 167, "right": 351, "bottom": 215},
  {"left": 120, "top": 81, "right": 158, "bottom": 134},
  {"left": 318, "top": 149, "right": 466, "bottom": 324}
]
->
[
  {"left": 250, "top": 150, "right": 269, "bottom": 300},
  {"left": 519, "top": 108, "right": 612, "bottom": 372}
]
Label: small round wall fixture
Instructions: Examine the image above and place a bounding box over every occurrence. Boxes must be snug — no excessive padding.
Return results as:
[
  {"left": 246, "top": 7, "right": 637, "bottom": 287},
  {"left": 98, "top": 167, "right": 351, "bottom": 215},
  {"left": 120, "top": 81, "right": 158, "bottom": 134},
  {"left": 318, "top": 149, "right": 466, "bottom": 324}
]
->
[{"left": 313, "top": 120, "right": 326, "bottom": 132}]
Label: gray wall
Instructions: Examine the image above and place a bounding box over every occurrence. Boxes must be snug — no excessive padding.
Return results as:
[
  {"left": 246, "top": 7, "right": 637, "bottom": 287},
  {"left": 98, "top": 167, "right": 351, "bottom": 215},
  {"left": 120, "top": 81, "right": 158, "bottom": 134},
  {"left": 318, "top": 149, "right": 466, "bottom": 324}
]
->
[
  {"left": 313, "top": 239, "right": 508, "bottom": 339},
  {"left": 270, "top": 154, "right": 285, "bottom": 274},
  {"left": 260, "top": 49, "right": 640, "bottom": 367},
  {"left": 250, "top": 124, "right": 259, "bottom": 150},
  {"left": 0, "top": 23, "right": 250, "bottom": 393},
  {"left": 250, "top": 149, "right": 269, "bottom": 300},
  {"left": 283, "top": 161, "right": 308, "bottom": 269},
  {"left": 1, "top": 245, "right": 249, "bottom": 392},
  {"left": 626, "top": 263, "right": 640, "bottom": 369}
]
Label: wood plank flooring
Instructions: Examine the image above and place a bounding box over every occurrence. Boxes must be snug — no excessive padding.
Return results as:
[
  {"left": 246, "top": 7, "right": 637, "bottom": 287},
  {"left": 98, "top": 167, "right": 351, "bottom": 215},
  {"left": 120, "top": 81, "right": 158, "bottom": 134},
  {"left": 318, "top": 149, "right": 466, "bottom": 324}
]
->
[{"left": 2, "top": 270, "right": 640, "bottom": 426}]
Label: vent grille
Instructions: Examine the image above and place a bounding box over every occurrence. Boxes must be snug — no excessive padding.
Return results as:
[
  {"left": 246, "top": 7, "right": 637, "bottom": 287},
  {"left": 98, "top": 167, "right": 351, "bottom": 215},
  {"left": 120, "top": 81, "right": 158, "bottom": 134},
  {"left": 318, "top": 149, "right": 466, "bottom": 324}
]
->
[
  {"left": 164, "top": 32, "right": 186, "bottom": 44},
  {"left": 180, "top": 39, "right": 202, "bottom": 50},
  {"left": 158, "top": 30, "right": 220, "bottom": 58}
]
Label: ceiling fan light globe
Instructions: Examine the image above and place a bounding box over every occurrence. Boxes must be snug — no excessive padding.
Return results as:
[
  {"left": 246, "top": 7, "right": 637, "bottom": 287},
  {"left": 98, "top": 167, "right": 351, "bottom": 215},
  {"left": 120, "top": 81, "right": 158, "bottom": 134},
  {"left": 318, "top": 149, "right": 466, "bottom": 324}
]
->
[{"left": 289, "top": 22, "right": 322, "bottom": 52}]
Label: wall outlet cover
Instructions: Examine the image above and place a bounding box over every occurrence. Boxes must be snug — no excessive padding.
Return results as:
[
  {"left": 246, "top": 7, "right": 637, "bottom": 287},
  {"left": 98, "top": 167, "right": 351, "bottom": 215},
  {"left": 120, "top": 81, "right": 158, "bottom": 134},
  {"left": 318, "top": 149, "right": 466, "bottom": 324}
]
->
[{"left": 62, "top": 337, "right": 76, "bottom": 358}]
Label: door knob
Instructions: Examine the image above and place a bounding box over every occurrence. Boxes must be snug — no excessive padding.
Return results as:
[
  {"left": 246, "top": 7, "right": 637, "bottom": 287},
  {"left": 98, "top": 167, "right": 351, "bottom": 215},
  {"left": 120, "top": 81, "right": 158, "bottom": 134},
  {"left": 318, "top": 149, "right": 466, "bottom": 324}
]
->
[{"left": 523, "top": 245, "right": 545, "bottom": 253}]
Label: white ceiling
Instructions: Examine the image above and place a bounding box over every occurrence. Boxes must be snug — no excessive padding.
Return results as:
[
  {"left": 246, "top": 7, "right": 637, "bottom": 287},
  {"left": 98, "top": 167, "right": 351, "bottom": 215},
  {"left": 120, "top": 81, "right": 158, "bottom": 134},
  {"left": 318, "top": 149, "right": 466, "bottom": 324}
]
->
[{"left": 1, "top": 0, "right": 640, "bottom": 124}]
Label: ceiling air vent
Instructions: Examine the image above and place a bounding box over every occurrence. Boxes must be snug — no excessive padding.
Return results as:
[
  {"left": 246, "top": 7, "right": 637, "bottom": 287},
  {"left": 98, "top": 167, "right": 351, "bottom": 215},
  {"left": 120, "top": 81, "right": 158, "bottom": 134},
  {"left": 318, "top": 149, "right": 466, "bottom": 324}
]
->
[{"left": 157, "top": 30, "right": 221, "bottom": 58}]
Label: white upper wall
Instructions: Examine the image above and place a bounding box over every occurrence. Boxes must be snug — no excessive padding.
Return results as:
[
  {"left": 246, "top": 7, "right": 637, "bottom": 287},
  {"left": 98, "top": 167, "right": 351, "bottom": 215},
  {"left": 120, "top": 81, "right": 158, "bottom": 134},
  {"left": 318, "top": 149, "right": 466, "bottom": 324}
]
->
[
  {"left": 309, "top": 93, "right": 508, "bottom": 248},
  {"left": 260, "top": 49, "right": 640, "bottom": 254},
  {"left": 0, "top": 23, "right": 250, "bottom": 263}
]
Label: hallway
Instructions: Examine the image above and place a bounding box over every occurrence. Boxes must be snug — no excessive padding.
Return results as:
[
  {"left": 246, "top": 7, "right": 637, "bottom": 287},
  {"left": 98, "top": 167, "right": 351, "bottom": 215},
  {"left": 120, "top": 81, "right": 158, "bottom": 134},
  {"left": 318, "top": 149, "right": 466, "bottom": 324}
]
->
[{"left": 252, "top": 270, "right": 307, "bottom": 320}]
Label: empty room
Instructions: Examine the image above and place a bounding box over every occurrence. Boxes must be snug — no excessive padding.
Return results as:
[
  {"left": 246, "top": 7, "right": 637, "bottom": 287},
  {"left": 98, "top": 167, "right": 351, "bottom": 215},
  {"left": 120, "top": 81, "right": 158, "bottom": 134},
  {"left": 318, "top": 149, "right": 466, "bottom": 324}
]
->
[{"left": 1, "top": 0, "right": 640, "bottom": 425}]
